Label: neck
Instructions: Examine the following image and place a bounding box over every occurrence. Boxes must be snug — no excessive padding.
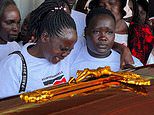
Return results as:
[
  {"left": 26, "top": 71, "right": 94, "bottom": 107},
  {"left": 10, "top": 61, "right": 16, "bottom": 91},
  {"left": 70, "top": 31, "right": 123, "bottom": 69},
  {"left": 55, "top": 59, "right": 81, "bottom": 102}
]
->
[
  {"left": 28, "top": 44, "right": 44, "bottom": 58},
  {"left": 0, "top": 38, "right": 7, "bottom": 44},
  {"left": 87, "top": 48, "right": 111, "bottom": 58}
]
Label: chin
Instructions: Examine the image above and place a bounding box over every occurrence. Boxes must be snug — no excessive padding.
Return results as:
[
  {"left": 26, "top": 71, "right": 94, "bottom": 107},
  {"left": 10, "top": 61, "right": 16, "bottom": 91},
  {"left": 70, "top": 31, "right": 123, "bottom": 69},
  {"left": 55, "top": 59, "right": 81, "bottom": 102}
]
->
[
  {"left": 97, "top": 49, "right": 111, "bottom": 54},
  {"left": 9, "top": 36, "right": 18, "bottom": 42},
  {"left": 50, "top": 58, "right": 61, "bottom": 64},
  {"left": 52, "top": 61, "right": 58, "bottom": 64},
  {"left": 97, "top": 49, "right": 107, "bottom": 53}
]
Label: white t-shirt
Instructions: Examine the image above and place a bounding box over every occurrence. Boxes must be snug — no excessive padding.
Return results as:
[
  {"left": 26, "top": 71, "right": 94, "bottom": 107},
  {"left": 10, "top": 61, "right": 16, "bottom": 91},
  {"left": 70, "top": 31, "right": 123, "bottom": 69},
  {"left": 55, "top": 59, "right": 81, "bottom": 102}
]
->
[
  {"left": 70, "top": 45, "right": 121, "bottom": 78},
  {"left": 115, "top": 33, "right": 128, "bottom": 46},
  {"left": 70, "top": 43, "right": 143, "bottom": 78},
  {"left": 147, "top": 49, "right": 154, "bottom": 64},
  {"left": 0, "top": 43, "right": 71, "bottom": 99},
  {"left": 71, "top": 10, "right": 86, "bottom": 37},
  {"left": 0, "top": 41, "right": 21, "bottom": 61}
]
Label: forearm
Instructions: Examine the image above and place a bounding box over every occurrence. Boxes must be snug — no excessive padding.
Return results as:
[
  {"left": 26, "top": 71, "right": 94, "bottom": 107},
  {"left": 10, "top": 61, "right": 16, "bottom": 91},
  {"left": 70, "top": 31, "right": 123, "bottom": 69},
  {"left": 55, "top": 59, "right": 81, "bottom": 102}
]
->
[
  {"left": 112, "top": 42, "right": 134, "bottom": 68},
  {"left": 112, "top": 42, "right": 125, "bottom": 54}
]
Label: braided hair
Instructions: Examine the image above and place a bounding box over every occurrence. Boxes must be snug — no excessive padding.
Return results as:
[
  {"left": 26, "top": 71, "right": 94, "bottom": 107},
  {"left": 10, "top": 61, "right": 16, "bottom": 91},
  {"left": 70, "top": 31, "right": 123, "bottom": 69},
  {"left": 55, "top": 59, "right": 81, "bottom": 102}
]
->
[
  {"left": 27, "top": 0, "right": 76, "bottom": 40},
  {"left": 0, "top": 0, "right": 16, "bottom": 20},
  {"left": 88, "top": 0, "right": 127, "bottom": 18},
  {"left": 86, "top": 6, "right": 116, "bottom": 27},
  {"left": 45, "top": 0, "right": 71, "bottom": 11}
]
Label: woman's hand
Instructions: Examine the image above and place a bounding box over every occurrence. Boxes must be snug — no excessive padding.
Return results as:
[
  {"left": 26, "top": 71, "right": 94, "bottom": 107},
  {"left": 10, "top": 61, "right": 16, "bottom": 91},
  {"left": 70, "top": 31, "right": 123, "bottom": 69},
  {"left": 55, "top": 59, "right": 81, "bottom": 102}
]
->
[
  {"left": 112, "top": 42, "right": 134, "bottom": 69},
  {"left": 120, "top": 46, "right": 134, "bottom": 69}
]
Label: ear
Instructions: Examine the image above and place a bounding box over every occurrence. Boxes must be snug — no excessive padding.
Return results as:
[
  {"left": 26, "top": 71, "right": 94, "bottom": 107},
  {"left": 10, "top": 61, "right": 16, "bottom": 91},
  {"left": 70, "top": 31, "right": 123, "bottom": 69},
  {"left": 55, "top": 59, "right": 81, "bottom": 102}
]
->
[{"left": 40, "top": 32, "right": 50, "bottom": 43}]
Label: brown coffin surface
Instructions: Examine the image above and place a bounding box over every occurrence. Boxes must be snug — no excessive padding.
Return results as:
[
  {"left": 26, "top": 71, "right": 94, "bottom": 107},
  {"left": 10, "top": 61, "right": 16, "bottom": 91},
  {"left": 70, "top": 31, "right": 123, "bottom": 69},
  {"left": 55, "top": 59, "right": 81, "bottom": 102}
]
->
[{"left": 0, "top": 65, "right": 154, "bottom": 115}]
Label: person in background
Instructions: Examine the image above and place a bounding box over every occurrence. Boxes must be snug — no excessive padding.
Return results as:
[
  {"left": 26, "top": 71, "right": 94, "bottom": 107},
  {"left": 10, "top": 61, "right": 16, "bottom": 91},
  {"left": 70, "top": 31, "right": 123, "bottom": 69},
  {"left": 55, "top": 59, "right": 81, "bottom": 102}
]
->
[
  {"left": 0, "top": 1, "right": 77, "bottom": 99},
  {"left": 88, "top": 0, "right": 128, "bottom": 46},
  {"left": 0, "top": 0, "right": 21, "bottom": 61},
  {"left": 70, "top": 7, "right": 142, "bottom": 78},
  {"left": 16, "top": 13, "right": 32, "bottom": 46},
  {"left": 17, "top": 0, "right": 71, "bottom": 46},
  {"left": 67, "top": 0, "right": 87, "bottom": 37},
  {"left": 149, "top": 0, "right": 154, "bottom": 31},
  {"left": 128, "top": 0, "right": 154, "bottom": 65},
  {"left": 75, "top": 0, "right": 89, "bottom": 14}
]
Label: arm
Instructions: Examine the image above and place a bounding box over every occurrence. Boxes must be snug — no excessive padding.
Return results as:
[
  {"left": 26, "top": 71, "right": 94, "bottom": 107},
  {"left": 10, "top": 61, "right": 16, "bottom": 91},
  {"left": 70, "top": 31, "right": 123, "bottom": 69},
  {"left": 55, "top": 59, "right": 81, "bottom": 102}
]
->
[{"left": 112, "top": 42, "right": 134, "bottom": 69}]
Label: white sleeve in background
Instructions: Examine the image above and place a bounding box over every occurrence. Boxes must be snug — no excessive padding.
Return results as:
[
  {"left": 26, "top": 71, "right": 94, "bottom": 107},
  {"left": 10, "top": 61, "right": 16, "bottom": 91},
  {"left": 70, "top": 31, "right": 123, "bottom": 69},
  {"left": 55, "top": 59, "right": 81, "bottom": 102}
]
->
[
  {"left": 71, "top": 10, "right": 86, "bottom": 37},
  {"left": 0, "top": 55, "right": 22, "bottom": 99},
  {"left": 132, "top": 56, "right": 144, "bottom": 67},
  {"left": 147, "top": 50, "right": 154, "bottom": 65}
]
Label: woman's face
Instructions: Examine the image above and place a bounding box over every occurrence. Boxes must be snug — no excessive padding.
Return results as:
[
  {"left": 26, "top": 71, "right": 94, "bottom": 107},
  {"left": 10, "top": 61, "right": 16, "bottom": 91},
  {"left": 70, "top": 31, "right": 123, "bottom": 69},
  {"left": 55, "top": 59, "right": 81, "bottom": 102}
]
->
[
  {"left": 20, "top": 14, "right": 31, "bottom": 44},
  {"left": 0, "top": 4, "right": 20, "bottom": 42},
  {"left": 138, "top": 4, "right": 146, "bottom": 24},
  {"left": 85, "top": 14, "right": 115, "bottom": 58},
  {"left": 99, "top": 0, "right": 121, "bottom": 21},
  {"left": 42, "top": 28, "right": 77, "bottom": 64},
  {"left": 66, "top": 0, "right": 76, "bottom": 9}
]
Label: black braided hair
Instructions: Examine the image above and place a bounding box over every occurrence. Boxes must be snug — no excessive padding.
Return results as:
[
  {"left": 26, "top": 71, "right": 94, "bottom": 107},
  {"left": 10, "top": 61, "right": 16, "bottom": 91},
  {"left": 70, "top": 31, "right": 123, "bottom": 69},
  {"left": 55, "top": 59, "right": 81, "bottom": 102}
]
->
[
  {"left": 38, "top": 10, "right": 76, "bottom": 39},
  {"left": 27, "top": 0, "right": 76, "bottom": 39},
  {"left": 0, "top": 0, "right": 16, "bottom": 19},
  {"left": 86, "top": 6, "right": 116, "bottom": 27},
  {"left": 45, "top": 0, "right": 71, "bottom": 11},
  {"left": 88, "top": 0, "right": 127, "bottom": 18}
]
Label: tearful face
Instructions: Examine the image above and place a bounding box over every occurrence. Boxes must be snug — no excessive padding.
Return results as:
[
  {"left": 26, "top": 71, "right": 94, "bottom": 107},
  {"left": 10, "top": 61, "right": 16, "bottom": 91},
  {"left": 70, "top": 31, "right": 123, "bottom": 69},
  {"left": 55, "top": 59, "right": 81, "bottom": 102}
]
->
[{"left": 42, "top": 28, "right": 77, "bottom": 64}]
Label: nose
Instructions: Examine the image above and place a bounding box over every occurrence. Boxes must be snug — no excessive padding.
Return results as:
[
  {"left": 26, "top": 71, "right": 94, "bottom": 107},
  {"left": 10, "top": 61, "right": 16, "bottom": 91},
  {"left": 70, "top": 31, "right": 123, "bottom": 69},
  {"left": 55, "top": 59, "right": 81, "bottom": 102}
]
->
[
  {"left": 98, "top": 32, "right": 107, "bottom": 41},
  {"left": 12, "top": 23, "right": 19, "bottom": 32}
]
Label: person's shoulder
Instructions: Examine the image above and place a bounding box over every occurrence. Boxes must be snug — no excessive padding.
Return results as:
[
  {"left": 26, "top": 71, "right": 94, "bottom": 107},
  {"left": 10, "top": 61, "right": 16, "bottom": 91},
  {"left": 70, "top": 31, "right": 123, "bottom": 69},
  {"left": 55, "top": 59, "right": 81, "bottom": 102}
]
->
[
  {"left": 111, "top": 50, "right": 121, "bottom": 57},
  {"left": 71, "top": 9, "right": 86, "bottom": 17},
  {"left": 0, "top": 51, "right": 22, "bottom": 72},
  {"left": 1, "top": 43, "right": 33, "bottom": 66},
  {"left": 7, "top": 41, "right": 21, "bottom": 50},
  {"left": 8, "top": 41, "right": 21, "bottom": 47}
]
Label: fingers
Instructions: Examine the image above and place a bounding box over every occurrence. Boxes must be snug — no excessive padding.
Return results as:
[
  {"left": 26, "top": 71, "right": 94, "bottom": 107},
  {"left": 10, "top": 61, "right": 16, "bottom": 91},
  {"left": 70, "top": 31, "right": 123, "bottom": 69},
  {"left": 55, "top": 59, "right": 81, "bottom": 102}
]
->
[{"left": 120, "top": 53, "right": 134, "bottom": 69}]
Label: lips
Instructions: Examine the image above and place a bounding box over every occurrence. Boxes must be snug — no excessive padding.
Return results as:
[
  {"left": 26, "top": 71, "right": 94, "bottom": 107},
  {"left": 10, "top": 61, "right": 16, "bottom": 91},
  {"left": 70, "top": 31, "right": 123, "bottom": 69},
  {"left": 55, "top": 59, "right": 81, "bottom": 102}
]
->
[{"left": 97, "top": 44, "right": 108, "bottom": 49}]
